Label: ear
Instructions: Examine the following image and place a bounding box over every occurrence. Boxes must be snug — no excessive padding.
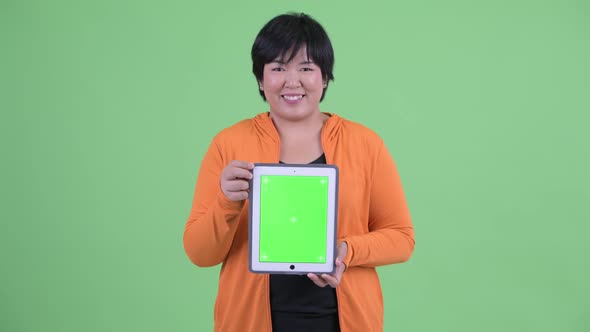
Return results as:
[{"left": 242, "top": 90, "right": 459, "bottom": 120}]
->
[{"left": 258, "top": 81, "right": 264, "bottom": 90}]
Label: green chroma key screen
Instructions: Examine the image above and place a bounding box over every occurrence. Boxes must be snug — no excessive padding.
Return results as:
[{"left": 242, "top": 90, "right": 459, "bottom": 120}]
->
[{"left": 259, "top": 175, "right": 329, "bottom": 263}]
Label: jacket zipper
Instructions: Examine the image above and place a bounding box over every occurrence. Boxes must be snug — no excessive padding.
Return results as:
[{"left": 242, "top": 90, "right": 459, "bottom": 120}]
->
[{"left": 265, "top": 274, "right": 272, "bottom": 331}]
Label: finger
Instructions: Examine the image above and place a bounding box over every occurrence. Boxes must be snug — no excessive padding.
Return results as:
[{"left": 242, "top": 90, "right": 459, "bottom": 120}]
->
[
  {"left": 224, "top": 180, "right": 250, "bottom": 192},
  {"left": 226, "top": 167, "right": 253, "bottom": 181},
  {"left": 321, "top": 274, "right": 340, "bottom": 288},
  {"left": 307, "top": 273, "right": 328, "bottom": 288},
  {"left": 230, "top": 160, "right": 255, "bottom": 170},
  {"left": 335, "top": 258, "right": 347, "bottom": 271},
  {"left": 337, "top": 242, "right": 348, "bottom": 260},
  {"left": 225, "top": 191, "right": 248, "bottom": 201}
]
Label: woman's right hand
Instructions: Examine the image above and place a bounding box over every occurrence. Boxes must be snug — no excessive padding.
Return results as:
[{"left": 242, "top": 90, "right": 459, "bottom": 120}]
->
[{"left": 220, "top": 160, "right": 254, "bottom": 201}]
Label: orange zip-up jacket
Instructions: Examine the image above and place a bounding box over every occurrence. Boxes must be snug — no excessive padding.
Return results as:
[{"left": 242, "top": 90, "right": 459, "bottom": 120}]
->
[{"left": 184, "top": 112, "right": 414, "bottom": 331}]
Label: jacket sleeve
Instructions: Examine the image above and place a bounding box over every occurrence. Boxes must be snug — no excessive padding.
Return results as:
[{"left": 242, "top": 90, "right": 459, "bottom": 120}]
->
[
  {"left": 183, "top": 137, "right": 244, "bottom": 267},
  {"left": 341, "top": 140, "right": 415, "bottom": 268}
]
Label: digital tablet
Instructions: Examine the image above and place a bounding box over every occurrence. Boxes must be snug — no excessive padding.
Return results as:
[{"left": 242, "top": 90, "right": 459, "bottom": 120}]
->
[{"left": 248, "top": 163, "right": 339, "bottom": 274}]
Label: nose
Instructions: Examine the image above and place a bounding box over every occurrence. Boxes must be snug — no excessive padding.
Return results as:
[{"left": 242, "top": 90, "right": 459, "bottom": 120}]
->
[{"left": 284, "top": 71, "right": 302, "bottom": 88}]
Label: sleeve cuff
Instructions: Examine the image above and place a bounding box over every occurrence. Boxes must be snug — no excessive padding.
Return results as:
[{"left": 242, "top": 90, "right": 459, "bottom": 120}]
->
[{"left": 216, "top": 191, "right": 245, "bottom": 211}]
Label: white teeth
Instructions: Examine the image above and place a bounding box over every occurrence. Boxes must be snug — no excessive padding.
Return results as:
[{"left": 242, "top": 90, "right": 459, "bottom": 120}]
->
[{"left": 283, "top": 95, "right": 303, "bottom": 101}]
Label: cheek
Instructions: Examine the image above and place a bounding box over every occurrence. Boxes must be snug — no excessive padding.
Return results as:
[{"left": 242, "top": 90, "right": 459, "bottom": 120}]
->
[
  {"left": 310, "top": 71, "right": 324, "bottom": 83},
  {"left": 307, "top": 74, "right": 324, "bottom": 91},
  {"left": 263, "top": 75, "right": 281, "bottom": 91}
]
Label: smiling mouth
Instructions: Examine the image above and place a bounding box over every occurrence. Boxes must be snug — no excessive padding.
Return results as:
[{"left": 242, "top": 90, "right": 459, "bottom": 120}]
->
[{"left": 282, "top": 95, "right": 304, "bottom": 101}]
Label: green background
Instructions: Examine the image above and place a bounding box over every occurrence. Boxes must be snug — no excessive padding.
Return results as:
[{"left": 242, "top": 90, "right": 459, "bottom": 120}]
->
[
  {"left": 260, "top": 175, "right": 329, "bottom": 263},
  {"left": 2, "top": 0, "right": 589, "bottom": 331}
]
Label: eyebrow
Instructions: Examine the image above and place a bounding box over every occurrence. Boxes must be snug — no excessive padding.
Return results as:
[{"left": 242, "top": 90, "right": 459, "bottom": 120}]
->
[{"left": 271, "top": 60, "right": 315, "bottom": 65}]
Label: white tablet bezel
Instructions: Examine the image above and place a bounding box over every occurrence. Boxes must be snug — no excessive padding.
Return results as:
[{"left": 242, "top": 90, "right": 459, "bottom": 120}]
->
[{"left": 248, "top": 163, "right": 339, "bottom": 274}]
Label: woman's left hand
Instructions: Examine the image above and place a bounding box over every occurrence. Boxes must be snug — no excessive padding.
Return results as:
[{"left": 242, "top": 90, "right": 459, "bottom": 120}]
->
[{"left": 308, "top": 242, "right": 348, "bottom": 288}]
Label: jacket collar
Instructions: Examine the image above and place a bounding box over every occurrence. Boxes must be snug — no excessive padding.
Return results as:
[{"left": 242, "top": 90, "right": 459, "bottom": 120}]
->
[{"left": 252, "top": 112, "right": 343, "bottom": 144}]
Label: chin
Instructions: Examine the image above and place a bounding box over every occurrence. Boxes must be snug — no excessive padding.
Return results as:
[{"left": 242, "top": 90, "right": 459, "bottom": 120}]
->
[{"left": 270, "top": 108, "right": 316, "bottom": 121}]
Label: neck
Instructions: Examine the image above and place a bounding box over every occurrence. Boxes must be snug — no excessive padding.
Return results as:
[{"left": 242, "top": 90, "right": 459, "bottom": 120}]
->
[{"left": 270, "top": 111, "right": 329, "bottom": 139}]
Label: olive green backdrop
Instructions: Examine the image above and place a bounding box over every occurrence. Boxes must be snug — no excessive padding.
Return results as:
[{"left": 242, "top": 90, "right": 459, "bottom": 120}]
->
[{"left": 2, "top": 0, "right": 589, "bottom": 331}]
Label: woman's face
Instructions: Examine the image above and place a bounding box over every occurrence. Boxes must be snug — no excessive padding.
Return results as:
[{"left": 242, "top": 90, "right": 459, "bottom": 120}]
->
[{"left": 261, "top": 46, "right": 325, "bottom": 122}]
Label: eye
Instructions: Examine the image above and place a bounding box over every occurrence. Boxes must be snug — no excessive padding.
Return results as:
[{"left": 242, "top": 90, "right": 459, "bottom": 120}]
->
[
  {"left": 301, "top": 67, "right": 313, "bottom": 72},
  {"left": 271, "top": 67, "right": 285, "bottom": 72}
]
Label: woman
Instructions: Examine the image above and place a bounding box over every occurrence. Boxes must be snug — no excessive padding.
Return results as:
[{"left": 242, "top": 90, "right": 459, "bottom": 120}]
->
[{"left": 183, "top": 13, "right": 414, "bottom": 332}]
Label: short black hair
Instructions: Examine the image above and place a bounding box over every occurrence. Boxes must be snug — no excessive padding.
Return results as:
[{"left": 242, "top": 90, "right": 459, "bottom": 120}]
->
[{"left": 251, "top": 13, "right": 335, "bottom": 102}]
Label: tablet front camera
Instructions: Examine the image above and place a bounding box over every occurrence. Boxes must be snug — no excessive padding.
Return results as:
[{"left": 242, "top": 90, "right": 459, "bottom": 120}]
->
[{"left": 290, "top": 265, "right": 295, "bottom": 270}]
